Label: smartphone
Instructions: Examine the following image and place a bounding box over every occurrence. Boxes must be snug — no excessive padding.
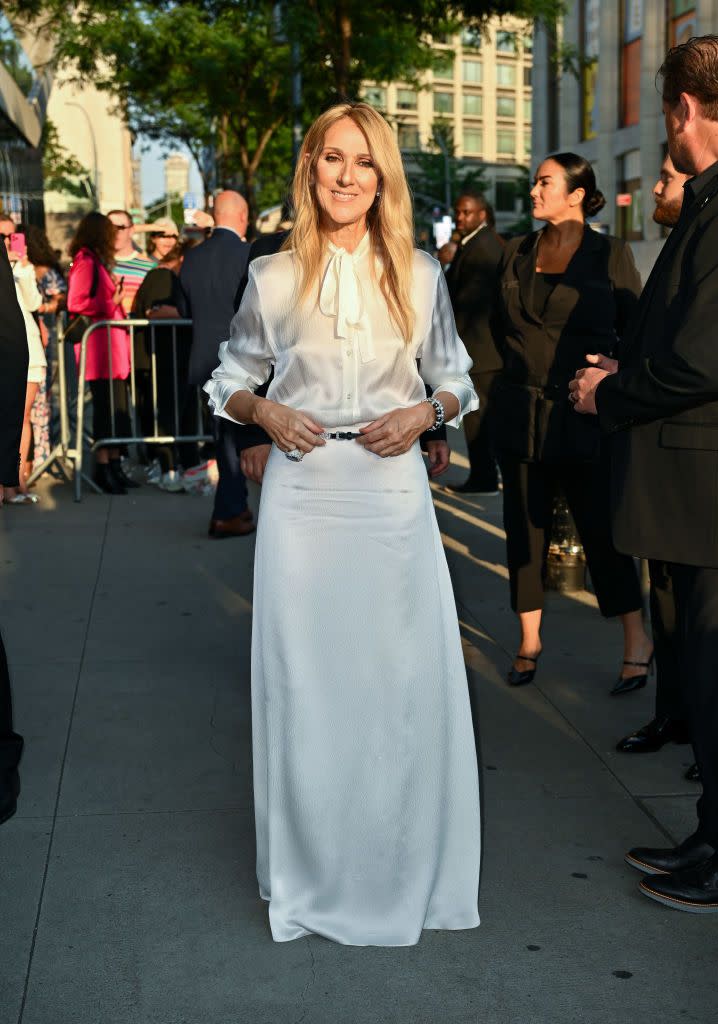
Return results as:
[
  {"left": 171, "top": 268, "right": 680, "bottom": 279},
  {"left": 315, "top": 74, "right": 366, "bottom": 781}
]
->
[
  {"left": 10, "top": 232, "right": 26, "bottom": 258},
  {"left": 117, "top": 275, "right": 125, "bottom": 289}
]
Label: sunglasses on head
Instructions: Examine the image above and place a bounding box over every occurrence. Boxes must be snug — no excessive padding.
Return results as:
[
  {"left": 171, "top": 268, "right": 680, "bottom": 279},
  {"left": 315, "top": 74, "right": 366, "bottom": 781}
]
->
[{"left": 151, "top": 233, "right": 177, "bottom": 239}]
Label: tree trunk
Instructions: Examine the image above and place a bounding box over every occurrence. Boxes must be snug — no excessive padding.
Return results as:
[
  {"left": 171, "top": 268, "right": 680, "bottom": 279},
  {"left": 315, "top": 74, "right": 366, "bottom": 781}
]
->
[{"left": 333, "top": 1, "right": 352, "bottom": 98}]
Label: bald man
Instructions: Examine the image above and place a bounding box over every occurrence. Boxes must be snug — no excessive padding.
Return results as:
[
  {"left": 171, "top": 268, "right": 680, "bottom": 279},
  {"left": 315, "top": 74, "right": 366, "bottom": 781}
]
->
[{"left": 181, "top": 190, "right": 255, "bottom": 537}]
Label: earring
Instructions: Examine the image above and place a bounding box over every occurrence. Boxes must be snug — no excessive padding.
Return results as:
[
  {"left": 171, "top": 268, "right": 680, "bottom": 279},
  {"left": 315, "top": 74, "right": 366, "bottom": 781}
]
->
[{"left": 375, "top": 191, "right": 382, "bottom": 201}]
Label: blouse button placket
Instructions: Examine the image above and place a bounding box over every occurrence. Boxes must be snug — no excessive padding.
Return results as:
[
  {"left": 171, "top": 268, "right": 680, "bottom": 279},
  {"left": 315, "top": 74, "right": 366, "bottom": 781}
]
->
[{"left": 342, "top": 332, "right": 360, "bottom": 418}]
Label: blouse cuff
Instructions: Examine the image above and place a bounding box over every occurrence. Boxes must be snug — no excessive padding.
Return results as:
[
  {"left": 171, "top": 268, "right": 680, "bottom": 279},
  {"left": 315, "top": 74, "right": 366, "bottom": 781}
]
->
[
  {"left": 432, "top": 375, "right": 479, "bottom": 428},
  {"left": 203, "top": 378, "right": 255, "bottom": 425}
]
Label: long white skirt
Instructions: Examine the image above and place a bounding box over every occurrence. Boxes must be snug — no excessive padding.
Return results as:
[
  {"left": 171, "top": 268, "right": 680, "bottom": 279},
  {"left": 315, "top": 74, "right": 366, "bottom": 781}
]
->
[{"left": 252, "top": 438, "right": 481, "bottom": 946}]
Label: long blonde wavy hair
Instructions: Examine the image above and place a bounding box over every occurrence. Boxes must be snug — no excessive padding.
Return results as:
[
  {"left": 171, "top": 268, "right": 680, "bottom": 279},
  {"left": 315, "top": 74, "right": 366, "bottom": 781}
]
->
[{"left": 283, "top": 102, "right": 416, "bottom": 343}]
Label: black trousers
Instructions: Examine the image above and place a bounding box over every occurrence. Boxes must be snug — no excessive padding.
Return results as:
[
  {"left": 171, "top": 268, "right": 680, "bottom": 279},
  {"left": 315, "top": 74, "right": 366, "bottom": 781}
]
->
[
  {"left": 648, "top": 561, "right": 685, "bottom": 722},
  {"left": 0, "top": 630, "right": 23, "bottom": 801},
  {"left": 462, "top": 370, "right": 500, "bottom": 491},
  {"left": 670, "top": 563, "right": 718, "bottom": 846},
  {"left": 500, "top": 453, "right": 643, "bottom": 616},
  {"left": 88, "top": 378, "right": 131, "bottom": 444}
]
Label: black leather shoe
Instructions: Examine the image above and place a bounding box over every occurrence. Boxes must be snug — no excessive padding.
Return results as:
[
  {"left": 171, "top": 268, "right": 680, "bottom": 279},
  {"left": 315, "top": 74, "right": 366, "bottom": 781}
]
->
[
  {"left": 109, "top": 460, "right": 140, "bottom": 489},
  {"left": 685, "top": 762, "right": 701, "bottom": 782},
  {"left": 610, "top": 654, "right": 654, "bottom": 695},
  {"left": 93, "top": 463, "right": 126, "bottom": 495},
  {"left": 507, "top": 653, "right": 540, "bottom": 687},
  {"left": 639, "top": 853, "right": 718, "bottom": 913},
  {"left": 625, "top": 832, "right": 715, "bottom": 876},
  {"left": 616, "top": 716, "right": 691, "bottom": 753},
  {"left": 447, "top": 479, "right": 499, "bottom": 496}
]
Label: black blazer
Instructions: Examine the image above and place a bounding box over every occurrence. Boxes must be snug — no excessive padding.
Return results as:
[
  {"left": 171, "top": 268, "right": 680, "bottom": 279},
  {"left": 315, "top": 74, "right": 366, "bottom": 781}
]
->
[
  {"left": 445, "top": 227, "right": 504, "bottom": 373},
  {"left": 596, "top": 164, "right": 718, "bottom": 567},
  {"left": 0, "top": 246, "right": 29, "bottom": 485},
  {"left": 179, "top": 227, "right": 250, "bottom": 388},
  {"left": 492, "top": 227, "right": 641, "bottom": 461}
]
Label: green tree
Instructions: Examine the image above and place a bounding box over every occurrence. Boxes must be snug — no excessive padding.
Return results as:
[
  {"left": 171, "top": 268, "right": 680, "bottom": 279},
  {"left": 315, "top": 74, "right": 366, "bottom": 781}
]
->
[
  {"left": 41, "top": 118, "right": 92, "bottom": 200},
  {"left": 5, "top": 0, "right": 564, "bottom": 224}
]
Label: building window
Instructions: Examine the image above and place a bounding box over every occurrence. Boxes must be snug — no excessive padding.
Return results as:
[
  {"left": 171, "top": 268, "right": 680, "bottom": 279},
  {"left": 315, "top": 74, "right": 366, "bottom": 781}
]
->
[
  {"left": 463, "top": 93, "right": 483, "bottom": 116},
  {"left": 523, "top": 66, "right": 532, "bottom": 86},
  {"left": 617, "top": 150, "right": 643, "bottom": 240},
  {"left": 396, "top": 88, "right": 417, "bottom": 110},
  {"left": 522, "top": 33, "right": 534, "bottom": 54},
  {"left": 462, "top": 60, "right": 482, "bottom": 84},
  {"left": 433, "top": 91, "right": 454, "bottom": 114},
  {"left": 397, "top": 124, "right": 420, "bottom": 150},
  {"left": 523, "top": 96, "right": 532, "bottom": 121},
  {"left": 581, "top": 0, "right": 600, "bottom": 140},
  {"left": 621, "top": 0, "right": 642, "bottom": 127},
  {"left": 668, "top": 1, "right": 696, "bottom": 46},
  {"left": 497, "top": 95, "right": 516, "bottom": 118},
  {"left": 461, "top": 27, "right": 482, "bottom": 50},
  {"left": 524, "top": 132, "right": 532, "bottom": 157},
  {"left": 496, "top": 63, "right": 517, "bottom": 87},
  {"left": 364, "top": 86, "right": 386, "bottom": 109},
  {"left": 463, "top": 127, "right": 483, "bottom": 154},
  {"left": 497, "top": 129, "right": 516, "bottom": 155},
  {"left": 496, "top": 30, "right": 517, "bottom": 54},
  {"left": 434, "top": 53, "right": 454, "bottom": 79}
]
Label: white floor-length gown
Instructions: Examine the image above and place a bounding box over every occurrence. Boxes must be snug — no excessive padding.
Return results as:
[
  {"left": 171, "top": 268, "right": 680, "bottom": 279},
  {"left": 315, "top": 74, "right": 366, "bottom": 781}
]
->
[{"left": 205, "top": 232, "right": 482, "bottom": 945}]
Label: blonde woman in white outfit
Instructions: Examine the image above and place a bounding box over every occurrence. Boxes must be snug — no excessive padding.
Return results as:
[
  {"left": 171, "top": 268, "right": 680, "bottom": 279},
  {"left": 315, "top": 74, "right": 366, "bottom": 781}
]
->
[
  {"left": 205, "top": 103, "right": 481, "bottom": 946},
  {"left": 1, "top": 218, "right": 47, "bottom": 502}
]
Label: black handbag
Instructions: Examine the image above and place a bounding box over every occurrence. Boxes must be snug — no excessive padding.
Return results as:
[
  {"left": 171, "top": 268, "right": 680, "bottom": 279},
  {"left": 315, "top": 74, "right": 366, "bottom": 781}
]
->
[{"left": 64, "top": 256, "right": 100, "bottom": 345}]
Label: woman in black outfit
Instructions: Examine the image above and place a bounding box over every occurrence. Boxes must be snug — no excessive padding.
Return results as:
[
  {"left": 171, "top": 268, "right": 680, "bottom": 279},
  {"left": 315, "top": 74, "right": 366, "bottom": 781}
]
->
[{"left": 492, "top": 153, "right": 653, "bottom": 692}]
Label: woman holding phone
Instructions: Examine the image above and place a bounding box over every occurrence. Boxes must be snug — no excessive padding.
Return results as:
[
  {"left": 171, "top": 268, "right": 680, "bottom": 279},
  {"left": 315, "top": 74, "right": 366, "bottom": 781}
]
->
[{"left": 0, "top": 216, "right": 47, "bottom": 503}]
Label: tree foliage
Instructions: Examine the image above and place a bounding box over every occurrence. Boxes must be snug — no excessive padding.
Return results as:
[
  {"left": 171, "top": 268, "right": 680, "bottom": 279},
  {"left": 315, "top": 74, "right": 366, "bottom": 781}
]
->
[{"left": 4, "top": 0, "right": 564, "bottom": 225}]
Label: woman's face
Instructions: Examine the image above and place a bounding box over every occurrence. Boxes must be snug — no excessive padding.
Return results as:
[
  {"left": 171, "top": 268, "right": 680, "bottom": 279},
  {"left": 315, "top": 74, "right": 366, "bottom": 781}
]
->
[
  {"left": 151, "top": 233, "right": 178, "bottom": 260},
  {"left": 530, "top": 160, "right": 583, "bottom": 223},
  {"left": 314, "top": 117, "right": 380, "bottom": 231}
]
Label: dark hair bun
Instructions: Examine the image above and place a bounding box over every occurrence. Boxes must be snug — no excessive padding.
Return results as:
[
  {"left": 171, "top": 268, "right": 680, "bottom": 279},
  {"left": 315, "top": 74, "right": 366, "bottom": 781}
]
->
[{"left": 584, "top": 190, "right": 605, "bottom": 217}]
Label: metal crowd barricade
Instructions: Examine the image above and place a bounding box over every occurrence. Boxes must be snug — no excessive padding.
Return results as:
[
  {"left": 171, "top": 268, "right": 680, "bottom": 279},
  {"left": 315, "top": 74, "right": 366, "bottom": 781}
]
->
[{"left": 37, "top": 317, "right": 214, "bottom": 501}]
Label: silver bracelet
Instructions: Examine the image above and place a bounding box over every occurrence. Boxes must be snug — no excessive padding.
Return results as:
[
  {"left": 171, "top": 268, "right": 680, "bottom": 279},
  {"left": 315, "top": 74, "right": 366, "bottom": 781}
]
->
[{"left": 424, "top": 396, "right": 445, "bottom": 431}]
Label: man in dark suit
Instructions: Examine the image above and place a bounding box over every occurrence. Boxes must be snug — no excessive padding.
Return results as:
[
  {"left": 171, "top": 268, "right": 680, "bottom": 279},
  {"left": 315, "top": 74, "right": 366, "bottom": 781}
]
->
[
  {"left": 0, "top": 242, "right": 29, "bottom": 824},
  {"left": 180, "top": 190, "right": 255, "bottom": 538},
  {"left": 445, "top": 190, "right": 504, "bottom": 494},
  {"left": 571, "top": 36, "right": 718, "bottom": 912}
]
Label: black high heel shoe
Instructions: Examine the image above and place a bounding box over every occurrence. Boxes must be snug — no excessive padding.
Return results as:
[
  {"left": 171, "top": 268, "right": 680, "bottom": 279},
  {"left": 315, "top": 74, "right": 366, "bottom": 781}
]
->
[
  {"left": 109, "top": 459, "right": 140, "bottom": 489},
  {"left": 93, "top": 463, "right": 126, "bottom": 495},
  {"left": 610, "top": 653, "right": 654, "bottom": 696},
  {"left": 507, "top": 653, "right": 541, "bottom": 687}
]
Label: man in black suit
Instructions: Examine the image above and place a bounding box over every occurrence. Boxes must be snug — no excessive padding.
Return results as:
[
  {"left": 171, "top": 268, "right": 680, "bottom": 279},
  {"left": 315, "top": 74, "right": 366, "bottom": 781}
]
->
[
  {"left": 571, "top": 36, "right": 718, "bottom": 912},
  {"left": 180, "top": 190, "right": 255, "bottom": 538},
  {"left": 445, "top": 191, "right": 504, "bottom": 494},
  {"left": 0, "top": 242, "right": 29, "bottom": 824}
]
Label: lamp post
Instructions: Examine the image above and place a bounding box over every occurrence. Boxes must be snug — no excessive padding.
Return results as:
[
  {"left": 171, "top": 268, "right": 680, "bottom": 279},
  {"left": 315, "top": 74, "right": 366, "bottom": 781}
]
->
[
  {"left": 434, "top": 131, "right": 452, "bottom": 215},
  {"left": 64, "top": 101, "right": 99, "bottom": 207}
]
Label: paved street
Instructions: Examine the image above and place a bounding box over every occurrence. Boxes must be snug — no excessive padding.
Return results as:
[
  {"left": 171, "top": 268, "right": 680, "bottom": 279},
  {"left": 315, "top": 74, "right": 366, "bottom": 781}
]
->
[{"left": 1, "top": 441, "right": 716, "bottom": 1024}]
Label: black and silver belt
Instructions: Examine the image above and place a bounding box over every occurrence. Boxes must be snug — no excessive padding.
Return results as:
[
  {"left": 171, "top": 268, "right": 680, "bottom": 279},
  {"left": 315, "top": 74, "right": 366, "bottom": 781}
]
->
[{"left": 322, "top": 431, "right": 361, "bottom": 440}]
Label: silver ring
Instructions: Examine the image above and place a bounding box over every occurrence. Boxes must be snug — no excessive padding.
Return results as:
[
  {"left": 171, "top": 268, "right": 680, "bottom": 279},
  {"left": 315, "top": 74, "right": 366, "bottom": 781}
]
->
[{"left": 285, "top": 448, "right": 304, "bottom": 462}]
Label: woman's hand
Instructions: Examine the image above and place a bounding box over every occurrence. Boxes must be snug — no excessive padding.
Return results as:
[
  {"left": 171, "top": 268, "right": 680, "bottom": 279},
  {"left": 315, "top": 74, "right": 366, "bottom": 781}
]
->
[
  {"left": 357, "top": 403, "right": 435, "bottom": 458},
  {"left": 147, "top": 304, "right": 180, "bottom": 319},
  {"left": 254, "top": 398, "right": 326, "bottom": 455},
  {"left": 112, "top": 281, "right": 125, "bottom": 306}
]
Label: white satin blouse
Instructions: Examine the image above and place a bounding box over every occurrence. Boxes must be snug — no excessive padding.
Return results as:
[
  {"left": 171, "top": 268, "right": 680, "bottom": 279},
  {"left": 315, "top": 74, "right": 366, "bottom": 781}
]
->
[{"left": 204, "top": 231, "right": 478, "bottom": 429}]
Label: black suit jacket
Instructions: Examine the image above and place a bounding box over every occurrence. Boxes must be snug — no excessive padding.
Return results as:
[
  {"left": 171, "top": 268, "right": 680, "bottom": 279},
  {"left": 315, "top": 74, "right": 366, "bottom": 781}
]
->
[
  {"left": 179, "top": 227, "right": 250, "bottom": 389},
  {"left": 596, "top": 162, "right": 718, "bottom": 566},
  {"left": 445, "top": 226, "right": 504, "bottom": 372},
  {"left": 0, "top": 246, "right": 29, "bottom": 485},
  {"left": 492, "top": 227, "right": 641, "bottom": 461}
]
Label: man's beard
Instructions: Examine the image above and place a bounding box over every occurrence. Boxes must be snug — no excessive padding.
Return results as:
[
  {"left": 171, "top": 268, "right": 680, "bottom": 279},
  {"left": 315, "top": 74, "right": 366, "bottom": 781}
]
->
[{"left": 653, "top": 198, "right": 682, "bottom": 227}]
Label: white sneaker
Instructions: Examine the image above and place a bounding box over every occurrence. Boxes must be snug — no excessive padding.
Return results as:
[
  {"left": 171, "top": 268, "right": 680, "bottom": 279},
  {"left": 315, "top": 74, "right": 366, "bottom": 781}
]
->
[
  {"left": 158, "top": 469, "right": 184, "bottom": 493},
  {"left": 146, "top": 458, "right": 162, "bottom": 485}
]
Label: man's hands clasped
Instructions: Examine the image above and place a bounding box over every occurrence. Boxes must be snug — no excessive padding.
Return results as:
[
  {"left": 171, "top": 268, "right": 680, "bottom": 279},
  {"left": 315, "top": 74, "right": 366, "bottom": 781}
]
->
[{"left": 569, "top": 352, "right": 619, "bottom": 415}]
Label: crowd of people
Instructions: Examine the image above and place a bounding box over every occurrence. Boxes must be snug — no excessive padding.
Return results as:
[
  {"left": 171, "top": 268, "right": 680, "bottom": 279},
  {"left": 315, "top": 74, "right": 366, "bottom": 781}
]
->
[{"left": 2, "top": 33, "right": 718, "bottom": 943}]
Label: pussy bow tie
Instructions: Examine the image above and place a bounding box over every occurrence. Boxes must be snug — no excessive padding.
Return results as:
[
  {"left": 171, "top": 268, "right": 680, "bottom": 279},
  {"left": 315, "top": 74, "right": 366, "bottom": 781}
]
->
[{"left": 319, "top": 246, "right": 376, "bottom": 363}]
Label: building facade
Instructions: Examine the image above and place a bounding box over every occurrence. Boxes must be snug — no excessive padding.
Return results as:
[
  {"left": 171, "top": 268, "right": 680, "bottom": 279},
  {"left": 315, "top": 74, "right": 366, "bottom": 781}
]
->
[
  {"left": 532, "top": 0, "right": 718, "bottom": 276},
  {"left": 362, "top": 17, "right": 534, "bottom": 235},
  {"left": 164, "top": 152, "right": 190, "bottom": 199},
  {"left": 0, "top": 14, "right": 45, "bottom": 226}
]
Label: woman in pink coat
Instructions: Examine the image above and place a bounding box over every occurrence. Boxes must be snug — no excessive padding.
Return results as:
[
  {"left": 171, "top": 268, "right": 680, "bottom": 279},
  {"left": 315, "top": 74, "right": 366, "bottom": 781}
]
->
[{"left": 67, "top": 212, "right": 135, "bottom": 494}]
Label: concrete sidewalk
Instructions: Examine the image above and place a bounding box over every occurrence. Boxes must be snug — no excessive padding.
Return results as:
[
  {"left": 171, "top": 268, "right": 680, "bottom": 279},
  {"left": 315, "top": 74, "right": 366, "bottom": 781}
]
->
[{"left": 0, "top": 448, "right": 715, "bottom": 1024}]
